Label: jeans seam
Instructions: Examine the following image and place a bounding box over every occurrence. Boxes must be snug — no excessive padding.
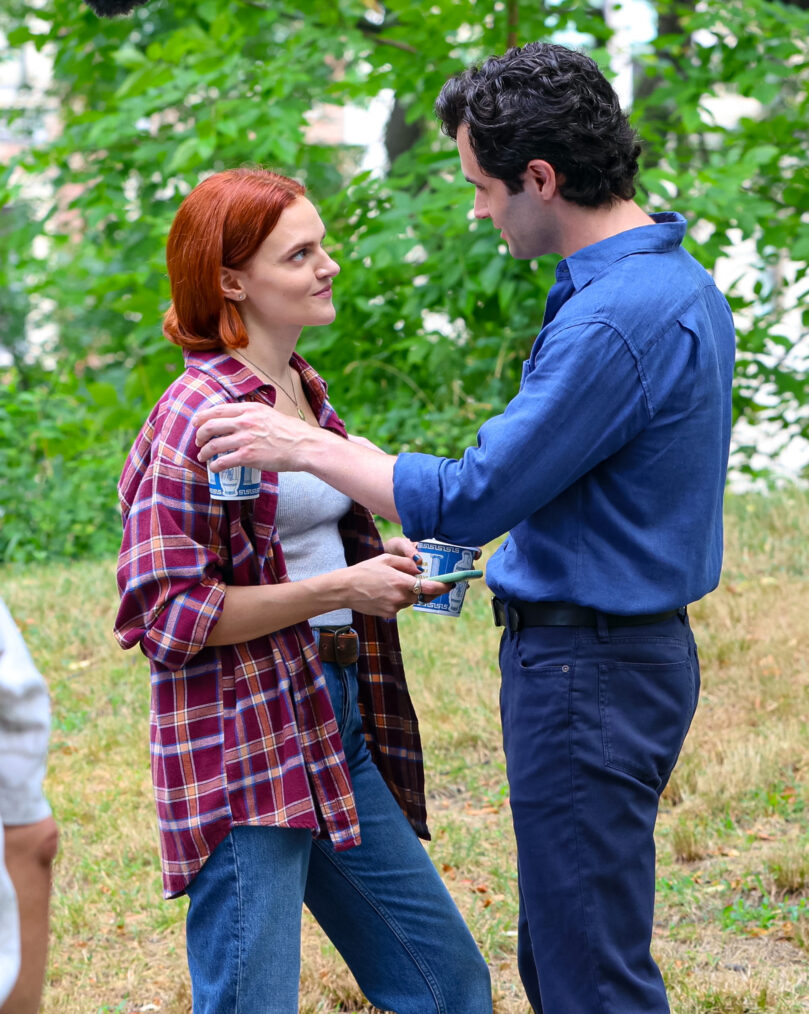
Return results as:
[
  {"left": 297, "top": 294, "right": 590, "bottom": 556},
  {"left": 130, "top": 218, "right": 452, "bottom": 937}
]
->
[
  {"left": 339, "top": 665, "right": 351, "bottom": 732},
  {"left": 569, "top": 634, "right": 608, "bottom": 1014},
  {"left": 231, "top": 834, "right": 245, "bottom": 1012},
  {"left": 311, "top": 838, "right": 446, "bottom": 1013}
]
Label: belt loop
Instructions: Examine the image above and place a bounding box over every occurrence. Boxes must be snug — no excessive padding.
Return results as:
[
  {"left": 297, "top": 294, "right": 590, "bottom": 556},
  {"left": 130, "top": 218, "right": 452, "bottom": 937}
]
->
[{"left": 596, "top": 610, "right": 610, "bottom": 643}]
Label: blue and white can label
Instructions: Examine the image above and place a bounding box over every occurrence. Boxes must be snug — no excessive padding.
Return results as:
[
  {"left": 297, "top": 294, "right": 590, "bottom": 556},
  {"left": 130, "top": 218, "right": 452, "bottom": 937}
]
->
[
  {"left": 413, "top": 539, "right": 478, "bottom": 618},
  {"left": 207, "top": 456, "right": 261, "bottom": 501}
]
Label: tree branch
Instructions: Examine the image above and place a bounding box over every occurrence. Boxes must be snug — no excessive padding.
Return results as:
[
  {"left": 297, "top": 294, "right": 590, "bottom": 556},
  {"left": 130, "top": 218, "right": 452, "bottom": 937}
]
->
[
  {"left": 371, "top": 34, "right": 418, "bottom": 54},
  {"left": 230, "top": 6, "right": 419, "bottom": 54},
  {"left": 507, "top": 0, "right": 519, "bottom": 48},
  {"left": 358, "top": 22, "right": 418, "bottom": 54}
]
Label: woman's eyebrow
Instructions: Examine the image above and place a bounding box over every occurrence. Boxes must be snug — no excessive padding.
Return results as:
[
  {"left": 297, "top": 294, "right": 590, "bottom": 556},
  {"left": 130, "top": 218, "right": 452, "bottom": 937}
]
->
[{"left": 280, "top": 229, "right": 327, "bottom": 257}]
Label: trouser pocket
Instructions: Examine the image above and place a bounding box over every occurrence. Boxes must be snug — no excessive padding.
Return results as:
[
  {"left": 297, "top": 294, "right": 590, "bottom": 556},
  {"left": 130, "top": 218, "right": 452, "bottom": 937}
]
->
[{"left": 598, "top": 655, "right": 696, "bottom": 792}]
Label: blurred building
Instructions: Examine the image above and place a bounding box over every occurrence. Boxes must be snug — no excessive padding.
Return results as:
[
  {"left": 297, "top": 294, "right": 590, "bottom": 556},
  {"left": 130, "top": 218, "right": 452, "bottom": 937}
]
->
[{"left": 0, "top": 30, "right": 56, "bottom": 162}]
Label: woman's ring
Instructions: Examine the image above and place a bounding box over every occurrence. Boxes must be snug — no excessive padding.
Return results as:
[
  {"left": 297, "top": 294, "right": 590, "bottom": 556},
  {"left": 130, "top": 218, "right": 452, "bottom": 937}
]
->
[{"left": 412, "top": 578, "right": 423, "bottom": 596}]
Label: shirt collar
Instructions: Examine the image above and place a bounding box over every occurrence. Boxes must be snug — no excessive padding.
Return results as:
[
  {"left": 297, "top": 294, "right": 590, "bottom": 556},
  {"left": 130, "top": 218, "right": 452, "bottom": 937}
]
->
[
  {"left": 560, "top": 211, "right": 688, "bottom": 291},
  {"left": 184, "top": 349, "right": 264, "bottom": 398},
  {"left": 183, "top": 347, "right": 329, "bottom": 411}
]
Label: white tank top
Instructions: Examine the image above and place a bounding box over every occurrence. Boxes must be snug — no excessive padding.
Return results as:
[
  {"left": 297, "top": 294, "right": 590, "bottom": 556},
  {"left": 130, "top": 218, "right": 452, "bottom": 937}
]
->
[{"left": 274, "top": 471, "right": 353, "bottom": 628}]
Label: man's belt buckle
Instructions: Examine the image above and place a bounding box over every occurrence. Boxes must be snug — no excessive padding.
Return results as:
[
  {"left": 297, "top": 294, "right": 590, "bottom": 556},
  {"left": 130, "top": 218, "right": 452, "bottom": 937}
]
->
[{"left": 491, "top": 597, "right": 521, "bottom": 631}]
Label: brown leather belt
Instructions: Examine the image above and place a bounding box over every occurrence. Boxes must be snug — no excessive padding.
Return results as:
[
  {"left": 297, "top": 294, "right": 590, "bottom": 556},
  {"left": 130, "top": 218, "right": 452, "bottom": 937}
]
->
[
  {"left": 315, "top": 627, "right": 360, "bottom": 667},
  {"left": 492, "top": 597, "right": 685, "bottom": 632}
]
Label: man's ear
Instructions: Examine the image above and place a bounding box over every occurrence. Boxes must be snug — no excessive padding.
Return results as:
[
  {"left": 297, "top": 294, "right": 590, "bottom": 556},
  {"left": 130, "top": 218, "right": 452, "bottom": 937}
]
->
[
  {"left": 525, "top": 159, "right": 559, "bottom": 202},
  {"left": 220, "top": 267, "right": 244, "bottom": 302}
]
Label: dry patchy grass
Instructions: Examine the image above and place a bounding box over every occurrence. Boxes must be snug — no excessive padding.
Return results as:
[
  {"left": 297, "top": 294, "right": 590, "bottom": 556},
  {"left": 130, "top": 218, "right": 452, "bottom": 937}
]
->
[{"left": 2, "top": 489, "right": 808, "bottom": 1012}]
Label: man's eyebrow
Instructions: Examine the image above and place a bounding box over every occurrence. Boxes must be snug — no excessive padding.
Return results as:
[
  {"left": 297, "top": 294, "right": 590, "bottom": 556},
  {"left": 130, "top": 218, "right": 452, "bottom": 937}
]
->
[{"left": 464, "top": 175, "right": 484, "bottom": 186}]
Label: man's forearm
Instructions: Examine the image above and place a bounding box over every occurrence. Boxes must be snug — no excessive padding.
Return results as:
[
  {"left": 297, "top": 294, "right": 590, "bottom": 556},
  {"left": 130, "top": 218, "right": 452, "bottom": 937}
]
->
[
  {"left": 306, "top": 428, "right": 399, "bottom": 521},
  {"left": 193, "top": 401, "right": 400, "bottom": 518}
]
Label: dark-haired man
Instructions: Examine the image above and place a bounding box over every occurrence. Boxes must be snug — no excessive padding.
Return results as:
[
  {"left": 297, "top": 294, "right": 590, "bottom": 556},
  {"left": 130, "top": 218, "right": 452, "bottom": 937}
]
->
[{"left": 194, "top": 41, "right": 736, "bottom": 1013}]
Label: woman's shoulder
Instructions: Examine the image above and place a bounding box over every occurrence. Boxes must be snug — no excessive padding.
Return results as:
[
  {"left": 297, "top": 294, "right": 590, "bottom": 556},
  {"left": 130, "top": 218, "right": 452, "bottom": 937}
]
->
[
  {"left": 148, "top": 365, "right": 231, "bottom": 439},
  {"left": 165, "top": 359, "right": 233, "bottom": 409},
  {"left": 119, "top": 366, "right": 232, "bottom": 500}
]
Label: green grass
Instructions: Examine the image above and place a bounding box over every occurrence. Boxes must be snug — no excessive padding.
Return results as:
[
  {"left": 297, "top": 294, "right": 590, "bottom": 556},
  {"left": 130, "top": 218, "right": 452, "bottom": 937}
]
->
[{"left": 2, "top": 487, "right": 809, "bottom": 1012}]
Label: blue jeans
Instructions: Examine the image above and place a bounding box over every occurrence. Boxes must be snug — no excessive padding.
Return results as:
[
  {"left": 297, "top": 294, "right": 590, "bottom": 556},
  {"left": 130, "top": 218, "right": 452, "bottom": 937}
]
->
[
  {"left": 186, "top": 654, "right": 492, "bottom": 1014},
  {"left": 499, "top": 612, "right": 699, "bottom": 1014}
]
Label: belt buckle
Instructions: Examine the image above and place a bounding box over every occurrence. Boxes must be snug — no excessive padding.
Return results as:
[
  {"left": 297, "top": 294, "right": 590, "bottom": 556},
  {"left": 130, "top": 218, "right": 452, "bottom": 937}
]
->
[
  {"left": 491, "top": 597, "right": 521, "bottom": 632},
  {"left": 332, "top": 626, "right": 357, "bottom": 667},
  {"left": 316, "top": 630, "right": 334, "bottom": 662}
]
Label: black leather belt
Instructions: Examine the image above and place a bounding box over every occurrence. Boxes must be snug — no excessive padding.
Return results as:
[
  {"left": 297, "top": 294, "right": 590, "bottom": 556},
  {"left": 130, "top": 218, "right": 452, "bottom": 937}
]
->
[
  {"left": 315, "top": 627, "right": 360, "bottom": 666},
  {"left": 492, "top": 597, "right": 685, "bottom": 632}
]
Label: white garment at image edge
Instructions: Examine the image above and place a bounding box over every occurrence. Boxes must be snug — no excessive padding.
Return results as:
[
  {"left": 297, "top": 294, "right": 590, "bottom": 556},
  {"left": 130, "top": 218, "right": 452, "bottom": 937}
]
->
[
  {"left": 0, "top": 825, "right": 20, "bottom": 1005},
  {"left": 0, "top": 597, "right": 53, "bottom": 1005}
]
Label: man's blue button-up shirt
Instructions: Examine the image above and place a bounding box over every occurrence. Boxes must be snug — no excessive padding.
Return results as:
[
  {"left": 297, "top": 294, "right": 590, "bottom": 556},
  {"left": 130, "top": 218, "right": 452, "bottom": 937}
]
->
[{"left": 393, "top": 213, "right": 736, "bottom": 613}]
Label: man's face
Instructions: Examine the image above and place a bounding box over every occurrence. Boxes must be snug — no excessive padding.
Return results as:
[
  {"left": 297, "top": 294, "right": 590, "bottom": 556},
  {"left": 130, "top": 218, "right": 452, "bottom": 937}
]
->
[{"left": 457, "top": 124, "right": 556, "bottom": 260}]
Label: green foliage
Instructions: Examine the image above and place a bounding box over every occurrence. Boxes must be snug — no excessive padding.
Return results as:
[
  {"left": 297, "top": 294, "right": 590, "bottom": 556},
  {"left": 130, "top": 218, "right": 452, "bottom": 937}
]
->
[
  {"left": 0, "top": 377, "right": 130, "bottom": 560},
  {"left": 720, "top": 888, "right": 809, "bottom": 934},
  {"left": 634, "top": 0, "right": 809, "bottom": 467},
  {"left": 1, "top": 0, "right": 808, "bottom": 561}
]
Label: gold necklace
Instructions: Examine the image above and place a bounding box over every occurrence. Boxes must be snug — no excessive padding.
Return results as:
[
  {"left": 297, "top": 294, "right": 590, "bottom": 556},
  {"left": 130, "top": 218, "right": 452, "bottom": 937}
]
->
[{"left": 235, "top": 349, "right": 306, "bottom": 421}]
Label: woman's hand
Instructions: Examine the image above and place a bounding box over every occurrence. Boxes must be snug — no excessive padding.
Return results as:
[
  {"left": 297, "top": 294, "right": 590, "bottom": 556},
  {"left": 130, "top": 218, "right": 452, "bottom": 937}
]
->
[
  {"left": 382, "top": 536, "right": 421, "bottom": 560},
  {"left": 207, "top": 552, "right": 446, "bottom": 644},
  {"left": 338, "top": 554, "right": 445, "bottom": 619}
]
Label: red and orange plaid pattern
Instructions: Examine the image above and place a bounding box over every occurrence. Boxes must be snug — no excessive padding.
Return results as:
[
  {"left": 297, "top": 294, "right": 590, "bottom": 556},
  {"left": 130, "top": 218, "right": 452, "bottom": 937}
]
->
[{"left": 114, "top": 351, "right": 427, "bottom": 898}]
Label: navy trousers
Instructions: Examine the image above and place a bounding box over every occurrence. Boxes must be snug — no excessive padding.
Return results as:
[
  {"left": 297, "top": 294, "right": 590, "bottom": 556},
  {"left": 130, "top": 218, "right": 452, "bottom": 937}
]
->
[{"left": 499, "top": 612, "right": 700, "bottom": 1014}]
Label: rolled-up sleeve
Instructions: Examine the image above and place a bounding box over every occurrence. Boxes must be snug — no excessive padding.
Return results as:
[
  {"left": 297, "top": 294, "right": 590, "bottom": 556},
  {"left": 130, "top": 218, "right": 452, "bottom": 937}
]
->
[
  {"left": 115, "top": 404, "right": 227, "bottom": 671},
  {"left": 392, "top": 452, "right": 443, "bottom": 543},
  {"left": 394, "top": 320, "right": 651, "bottom": 547}
]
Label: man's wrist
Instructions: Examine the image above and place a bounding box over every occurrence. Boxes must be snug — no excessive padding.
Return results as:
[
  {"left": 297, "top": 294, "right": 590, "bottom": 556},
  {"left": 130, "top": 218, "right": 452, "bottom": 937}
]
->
[{"left": 303, "top": 425, "right": 341, "bottom": 478}]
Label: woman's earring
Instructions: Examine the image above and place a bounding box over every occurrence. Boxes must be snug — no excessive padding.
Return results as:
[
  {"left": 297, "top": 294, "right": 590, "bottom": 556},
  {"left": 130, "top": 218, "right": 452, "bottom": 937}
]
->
[{"left": 239, "top": 293, "right": 246, "bottom": 301}]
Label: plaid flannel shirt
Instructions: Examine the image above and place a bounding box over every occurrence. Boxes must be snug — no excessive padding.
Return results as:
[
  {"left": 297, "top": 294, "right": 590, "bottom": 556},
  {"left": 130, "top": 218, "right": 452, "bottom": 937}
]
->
[{"left": 114, "top": 350, "right": 428, "bottom": 898}]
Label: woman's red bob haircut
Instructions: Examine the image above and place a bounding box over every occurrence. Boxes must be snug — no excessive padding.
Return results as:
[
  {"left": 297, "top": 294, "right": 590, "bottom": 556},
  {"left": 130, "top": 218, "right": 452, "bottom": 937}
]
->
[{"left": 163, "top": 168, "right": 306, "bottom": 351}]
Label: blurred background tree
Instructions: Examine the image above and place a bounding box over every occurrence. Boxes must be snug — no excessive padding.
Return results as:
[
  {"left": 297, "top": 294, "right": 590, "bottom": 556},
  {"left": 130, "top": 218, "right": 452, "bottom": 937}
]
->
[{"left": 1, "top": 0, "right": 807, "bottom": 561}]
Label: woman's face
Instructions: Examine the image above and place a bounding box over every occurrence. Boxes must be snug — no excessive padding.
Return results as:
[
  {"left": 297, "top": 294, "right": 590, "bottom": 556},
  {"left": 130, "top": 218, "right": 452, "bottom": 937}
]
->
[{"left": 225, "top": 197, "right": 340, "bottom": 333}]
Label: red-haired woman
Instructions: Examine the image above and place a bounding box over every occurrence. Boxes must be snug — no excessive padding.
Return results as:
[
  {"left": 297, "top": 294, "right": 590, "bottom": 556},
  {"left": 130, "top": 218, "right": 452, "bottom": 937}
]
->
[{"left": 113, "top": 168, "right": 492, "bottom": 1014}]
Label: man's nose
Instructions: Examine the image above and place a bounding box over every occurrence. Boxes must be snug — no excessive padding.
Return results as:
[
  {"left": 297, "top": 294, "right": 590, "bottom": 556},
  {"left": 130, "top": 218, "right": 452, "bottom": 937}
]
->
[{"left": 473, "top": 192, "right": 489, "bottom": 219}]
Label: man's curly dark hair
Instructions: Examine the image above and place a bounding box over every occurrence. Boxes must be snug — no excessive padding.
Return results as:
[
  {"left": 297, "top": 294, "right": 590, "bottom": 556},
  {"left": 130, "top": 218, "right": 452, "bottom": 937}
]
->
[
  {"left": 435, "top": 42, "right": 642, "bottom": 208},
  {"left": 83, "top": 0, "right": 149, "bottom": 15}
]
